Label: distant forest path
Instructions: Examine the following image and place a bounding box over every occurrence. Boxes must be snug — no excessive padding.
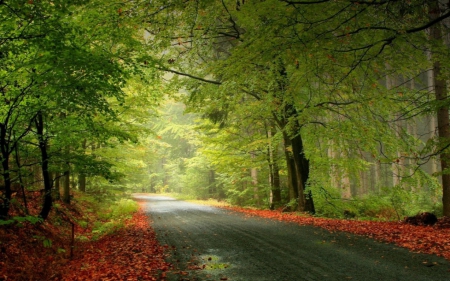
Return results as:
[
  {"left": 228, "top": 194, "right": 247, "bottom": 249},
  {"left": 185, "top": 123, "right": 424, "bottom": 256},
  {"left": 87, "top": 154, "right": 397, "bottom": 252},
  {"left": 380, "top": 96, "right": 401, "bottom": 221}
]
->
[{"left": 136, "top": 194, "right": 450, "bottom": 281}]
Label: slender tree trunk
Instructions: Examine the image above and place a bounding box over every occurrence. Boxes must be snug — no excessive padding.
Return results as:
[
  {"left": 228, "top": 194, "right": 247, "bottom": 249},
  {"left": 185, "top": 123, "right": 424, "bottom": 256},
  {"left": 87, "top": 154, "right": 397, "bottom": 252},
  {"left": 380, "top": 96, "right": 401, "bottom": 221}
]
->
[
  {"left": 54, "top": 172, "right": 61, "bottom": 200},
  {"left": 250, "top": 152, "right": 260, "bottom": 207},
  {"left": 78, "top": 173, "right": 86, "bottom": 192},
  {"left": 268, "top": 151, "right": 282, "bottom": 209},
  {"left": 35, "top": 111, "right": 52, "bottom": 219},
  {"left": 272, "top": 160, "right": 281, "bottom": 205},
  {"left": 62, "top": 146, "right": 71, "bottom": 204},
  {"left": 63, "top": 170, "right": 70, "bottom": 204},
  {"left": 14, "top": 144, "right": 28, "bottom": 215},
  {"left": 0, "top": 159, "right": 11, "bottom": 219},
  {"left": 78, "top": 139, "right": 87, "bottom": 192},
  {"left": 267, "top": 125, "right": 281, "bottom": 209},
  {"left": 208, "top": 169, "right": 216, "bottom": 197},
  {"left": 430, "top": 0, "right": 450, "bottom": 216}
]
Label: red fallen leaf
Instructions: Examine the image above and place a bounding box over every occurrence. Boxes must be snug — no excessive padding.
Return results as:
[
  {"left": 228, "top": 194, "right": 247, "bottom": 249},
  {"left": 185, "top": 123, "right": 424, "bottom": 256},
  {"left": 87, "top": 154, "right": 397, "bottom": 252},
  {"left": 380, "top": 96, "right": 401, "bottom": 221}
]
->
[{"left": 220, "top": 277, "right": 228, "bottom": 280}]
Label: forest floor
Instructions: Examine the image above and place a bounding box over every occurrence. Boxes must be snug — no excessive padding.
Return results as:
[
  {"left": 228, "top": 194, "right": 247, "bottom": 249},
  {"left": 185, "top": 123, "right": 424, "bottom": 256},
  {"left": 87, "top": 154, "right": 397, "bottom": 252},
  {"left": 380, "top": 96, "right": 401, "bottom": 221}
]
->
[
  {"left": 2, "top": 193, "right": 450, "bottom": 280},
  {"left": 0, "top": 194, "right": 170, "bottom": 281}
]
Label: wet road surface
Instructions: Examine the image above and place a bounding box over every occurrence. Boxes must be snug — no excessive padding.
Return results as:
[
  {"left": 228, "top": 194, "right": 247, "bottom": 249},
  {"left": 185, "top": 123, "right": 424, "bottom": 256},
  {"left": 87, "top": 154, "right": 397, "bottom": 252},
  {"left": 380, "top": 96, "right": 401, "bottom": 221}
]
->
[{"left": 135, "top": 194, "right": 450, "bottom": 281}]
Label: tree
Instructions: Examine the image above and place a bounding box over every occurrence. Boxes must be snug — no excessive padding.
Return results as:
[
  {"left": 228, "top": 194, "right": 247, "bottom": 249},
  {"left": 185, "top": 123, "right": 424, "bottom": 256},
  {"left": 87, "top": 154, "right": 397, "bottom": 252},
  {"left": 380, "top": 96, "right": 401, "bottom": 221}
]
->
[
  {"left": 142, "top": 0, "right": 449, "bottom": 215},
  {"left": 0, "top": 0, "right": 158, "bottom": 219}
]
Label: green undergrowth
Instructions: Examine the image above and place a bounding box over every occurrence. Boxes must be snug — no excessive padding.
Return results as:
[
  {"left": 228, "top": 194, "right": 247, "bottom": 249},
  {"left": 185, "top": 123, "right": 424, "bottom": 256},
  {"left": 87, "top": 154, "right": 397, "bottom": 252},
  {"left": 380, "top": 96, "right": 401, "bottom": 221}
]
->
[
  {"left": 74, "top": 192, "right": 139, "bottom": 240},
  {"left": 165, "top": 184, "right": 442, "bottom": 222},
  {"left": 313, "top": 186, "right": 442, "bottom": 221}
]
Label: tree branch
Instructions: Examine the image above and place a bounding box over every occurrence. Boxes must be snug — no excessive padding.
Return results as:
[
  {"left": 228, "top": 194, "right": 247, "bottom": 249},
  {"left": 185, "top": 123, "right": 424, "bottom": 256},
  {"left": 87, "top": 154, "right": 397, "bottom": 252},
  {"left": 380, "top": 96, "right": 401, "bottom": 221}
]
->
[
  {"left": 158, "top": 67, "right": 222, "bottom": 85},
  {"left": 281, "top": 0, "right": 331, "bottom": 4}
]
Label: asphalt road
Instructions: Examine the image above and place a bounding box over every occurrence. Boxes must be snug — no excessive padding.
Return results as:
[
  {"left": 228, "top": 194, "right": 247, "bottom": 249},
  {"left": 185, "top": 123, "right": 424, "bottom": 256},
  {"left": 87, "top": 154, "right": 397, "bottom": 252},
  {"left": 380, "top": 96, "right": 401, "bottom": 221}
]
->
[{"left": 135, "top": 194, "right": 450, "bottom": 281}]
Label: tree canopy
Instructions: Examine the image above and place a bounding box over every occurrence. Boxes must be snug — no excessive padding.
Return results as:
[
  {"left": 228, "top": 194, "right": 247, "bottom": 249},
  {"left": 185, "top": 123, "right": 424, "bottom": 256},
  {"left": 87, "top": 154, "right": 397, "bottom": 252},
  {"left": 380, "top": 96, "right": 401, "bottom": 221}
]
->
[{"left": 2, "top": 0, "right": 450, "bottom": 221}]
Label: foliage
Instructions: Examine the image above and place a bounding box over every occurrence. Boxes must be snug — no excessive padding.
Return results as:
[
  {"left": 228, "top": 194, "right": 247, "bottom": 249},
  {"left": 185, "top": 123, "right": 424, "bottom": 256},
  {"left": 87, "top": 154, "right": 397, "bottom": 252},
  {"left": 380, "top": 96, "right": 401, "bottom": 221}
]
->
[
  {"left": 110, "top": 198, "right": 139, "bottom": 219},
  {"left": 137, "top": 0, "right": 450, "bottom": 216},
  {"left": 0, "top": 215, "right": 43, "bottom": 226},
  {"left": 312, "top": 184, "right": 442, "bottom": 220}
]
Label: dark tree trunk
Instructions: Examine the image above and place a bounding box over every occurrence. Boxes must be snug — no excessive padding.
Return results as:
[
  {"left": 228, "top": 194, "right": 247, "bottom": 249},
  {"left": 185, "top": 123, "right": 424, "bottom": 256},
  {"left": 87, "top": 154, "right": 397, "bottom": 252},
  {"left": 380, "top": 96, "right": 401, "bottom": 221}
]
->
[
  {"left": 63, "top": 170, "right": 70, "bottom": 204},
  {"left": 283, "top": 135, "right": 298, "bottom": 203},
  {"left": 78, "top": 173, "right": 86, "bottom": 192},
  {"left": 78, "top": 139, "right": 87, "bottom": 192},
  {"left": 277, "top": 104, "right": 315, "bottom": 213},
  {"left": 272, "top": 161, "right": 281, "bottom": 201},
  {"left": 0, "top": 123, "right": 12, "bottom": 219},
  {"left": 62, "top": 145, "right": 70, "bottom": 204},
  {"left": 271, "top": 62, "right": 315, "bottom": 213},
  {"left": 270, "top": 159, "right": 282, "bottom": 209},
  {"left": 290, "top": 130, "right": 315, "bottom": 214},
  {"left": 0, "top": 169, "right": 12, "bottom": 219},
  {"left": 429, "top": 0, "right": 450, "bottom": 217},
  {"left": 35, "top": 111, "right": 52, "bottom": 220}
]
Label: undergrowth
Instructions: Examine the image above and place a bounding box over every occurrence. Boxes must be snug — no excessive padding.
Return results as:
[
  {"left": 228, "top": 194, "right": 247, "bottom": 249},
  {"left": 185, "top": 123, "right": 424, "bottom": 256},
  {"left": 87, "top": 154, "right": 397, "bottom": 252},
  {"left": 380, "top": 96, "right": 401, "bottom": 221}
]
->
[
  {"left": 313, "top": 186, "right": 442, "bottom": 220},
  {"left": 0, "top": 190, "right": 140, "bottom": 280}
]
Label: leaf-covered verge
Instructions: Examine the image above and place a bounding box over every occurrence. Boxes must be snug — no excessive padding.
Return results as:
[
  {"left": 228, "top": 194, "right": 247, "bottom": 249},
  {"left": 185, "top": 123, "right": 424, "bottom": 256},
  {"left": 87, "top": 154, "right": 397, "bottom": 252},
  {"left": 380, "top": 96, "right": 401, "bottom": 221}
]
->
[
  {"left": 0, "top": 193, "right": 169, "bottom": 281},
  {"left": 222, "top": 206, "right": 450, "bottom": 262}
]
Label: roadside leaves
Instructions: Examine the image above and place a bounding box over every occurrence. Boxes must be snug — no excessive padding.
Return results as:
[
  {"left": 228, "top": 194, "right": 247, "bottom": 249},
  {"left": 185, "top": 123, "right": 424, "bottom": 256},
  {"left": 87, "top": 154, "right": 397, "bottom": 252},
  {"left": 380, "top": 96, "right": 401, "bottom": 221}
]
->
[
  {"left": 63, "top": 206, "right": 170, "bottom": 280},
  {"left": 223, "top": 206, "right": 450, "bottom": 261}
]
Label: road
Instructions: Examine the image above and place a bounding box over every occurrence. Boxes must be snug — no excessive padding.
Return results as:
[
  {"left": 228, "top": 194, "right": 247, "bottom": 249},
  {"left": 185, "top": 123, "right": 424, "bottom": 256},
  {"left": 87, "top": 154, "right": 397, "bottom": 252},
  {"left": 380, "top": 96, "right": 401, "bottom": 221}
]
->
[{"left": 135, "top": 194, "right": 450, "bottom": 281}]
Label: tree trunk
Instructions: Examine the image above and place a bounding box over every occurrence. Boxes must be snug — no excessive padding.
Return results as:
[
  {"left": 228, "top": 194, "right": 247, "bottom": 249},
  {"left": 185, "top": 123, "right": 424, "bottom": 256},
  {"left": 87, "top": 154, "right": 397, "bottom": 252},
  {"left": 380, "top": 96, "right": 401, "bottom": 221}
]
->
[
  {"left": 434, "top": 61, "right": 450, "bottom": 216},
  {"left": 283, "top": 135, "right": 298, "bottom": 204},
  {"left": 0, "top": 162, "right": 11, "bottom": 219},
  {"left": 13, "top": 143, "right": 29, "bottom": 214},
  {"left": 62, "top": 145, "right": 71, "bottom": 204},
  {"left": 78, "top": 139, "right": 87, "bottom": 192},
  {"left": 290, "top": 130, "right": 315, "bottom": 213},
  {"left": 272, "top": 160, "right": 281, "bottom": 204},
  {"left": 78, "top": 173, "right": 86, "bottom": 192},
  {"left": 250, "top": 152, "right": 260, "bottom": 207},
  {"left": 429, "top": 0, "right": 450, "bottom": 216},
  {"left": 267, "top": 125, "right": 281, "bottom": 209},
  {"left": 54, "top": 172, "right": 61, "bottom": 200},
  {"left": 269, "top": 155, "right": 282, "bottom": 209},
  {"left": 208, "top": 169, "right": 216, "bottom": 197},
  {"left": 35, "top": 111, "right": 52, "bottom": 219},
  {"left": 63, "top": 170, "right": 70, "bottom": 204}
]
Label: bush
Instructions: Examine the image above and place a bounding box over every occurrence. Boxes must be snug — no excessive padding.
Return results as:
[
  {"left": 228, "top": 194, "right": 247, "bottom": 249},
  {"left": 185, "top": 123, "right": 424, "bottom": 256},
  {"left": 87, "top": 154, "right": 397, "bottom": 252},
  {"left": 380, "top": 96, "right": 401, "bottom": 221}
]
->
[
  {"left": 92, "top": 220, "right": 125, "bottom": 240},
  {"left": 110, "top": 198, "right": 139, "bottom": 219}
]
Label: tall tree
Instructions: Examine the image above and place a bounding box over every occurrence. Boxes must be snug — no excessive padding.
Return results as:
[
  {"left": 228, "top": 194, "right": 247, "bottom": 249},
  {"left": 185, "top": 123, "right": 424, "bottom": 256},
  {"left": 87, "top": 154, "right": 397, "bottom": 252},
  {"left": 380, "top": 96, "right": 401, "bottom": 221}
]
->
[{"left": 141, "top": 0, "right": 450, "bottom": 214}]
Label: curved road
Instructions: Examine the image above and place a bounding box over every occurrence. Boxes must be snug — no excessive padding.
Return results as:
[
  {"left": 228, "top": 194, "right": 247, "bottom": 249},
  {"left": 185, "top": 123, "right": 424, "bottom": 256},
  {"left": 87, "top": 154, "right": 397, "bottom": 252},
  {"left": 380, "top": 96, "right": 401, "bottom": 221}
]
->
[{"left": 135, "top": 194, "right": 450, "bottom": 281}]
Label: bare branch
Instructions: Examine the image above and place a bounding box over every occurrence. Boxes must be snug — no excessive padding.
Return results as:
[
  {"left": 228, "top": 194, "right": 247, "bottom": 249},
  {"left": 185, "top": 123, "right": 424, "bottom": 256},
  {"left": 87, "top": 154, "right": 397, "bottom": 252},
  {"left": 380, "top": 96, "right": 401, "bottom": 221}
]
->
[{"left": 158, "top": 67, "right": 222, "bottom": 85}]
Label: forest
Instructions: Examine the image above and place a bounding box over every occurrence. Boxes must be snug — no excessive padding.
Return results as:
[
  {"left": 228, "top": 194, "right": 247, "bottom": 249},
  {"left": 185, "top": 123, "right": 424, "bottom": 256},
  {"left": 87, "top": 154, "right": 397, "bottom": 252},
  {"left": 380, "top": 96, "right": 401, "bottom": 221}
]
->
[
  {"left": 2, "top": 0, "right": 450, "bottom": 278},
  {"left": 4, "top": 0, "right": 450, "bottom": 280},
  {"left": 2, "top": 0, "right": 450, "bottom": 222}
]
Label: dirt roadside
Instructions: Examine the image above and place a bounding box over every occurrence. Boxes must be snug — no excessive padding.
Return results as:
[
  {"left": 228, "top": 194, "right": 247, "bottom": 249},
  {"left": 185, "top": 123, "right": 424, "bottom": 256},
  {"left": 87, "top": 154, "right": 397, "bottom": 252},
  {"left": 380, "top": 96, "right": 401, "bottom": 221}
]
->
[{"left": 136, "top": 194, "right": 450, "bottom": 281}]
